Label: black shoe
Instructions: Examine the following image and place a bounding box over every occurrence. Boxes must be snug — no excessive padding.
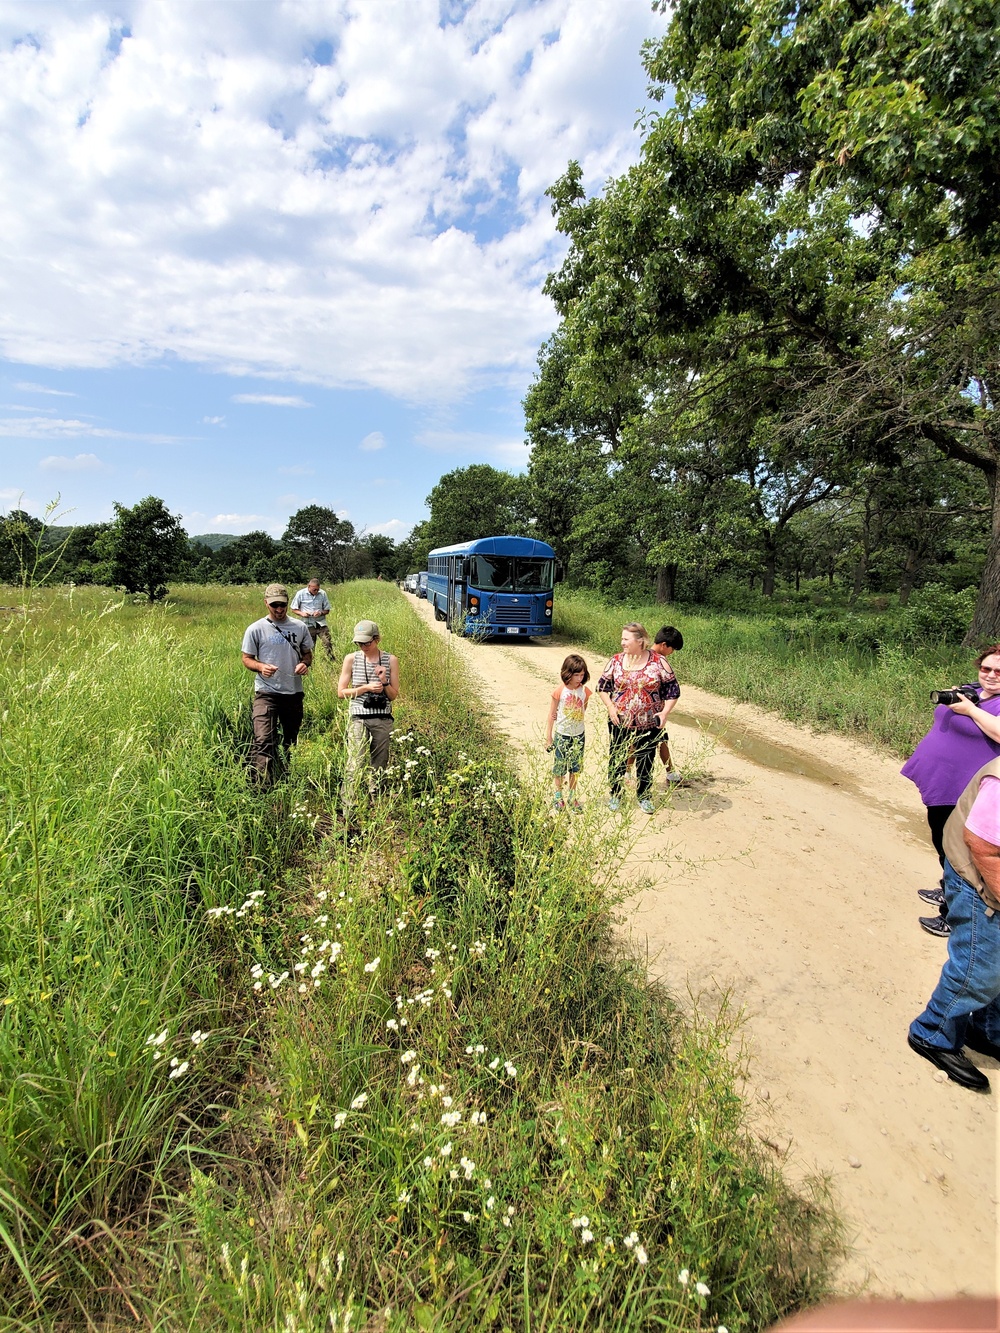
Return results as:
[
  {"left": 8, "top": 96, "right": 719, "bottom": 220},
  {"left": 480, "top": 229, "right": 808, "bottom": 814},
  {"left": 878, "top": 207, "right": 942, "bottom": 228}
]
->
[
  {"left": 962, "top": 1029, "right": 1000, "bottom": 1063},
  {"left": 907, "top": 1033, "right": 990, "bottom": 1092},
  {"left": 917, "top": 887, "right": 946, "bottom": 906},
  {"left": 919, "top": 914, "right": 951, "bottom": 937}
]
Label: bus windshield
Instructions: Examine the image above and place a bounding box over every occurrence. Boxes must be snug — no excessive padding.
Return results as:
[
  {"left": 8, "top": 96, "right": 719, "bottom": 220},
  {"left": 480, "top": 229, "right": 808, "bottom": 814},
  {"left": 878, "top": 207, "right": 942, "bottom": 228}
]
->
[{"left": 471, "top": 556, "right": 554, "bottom": 593}]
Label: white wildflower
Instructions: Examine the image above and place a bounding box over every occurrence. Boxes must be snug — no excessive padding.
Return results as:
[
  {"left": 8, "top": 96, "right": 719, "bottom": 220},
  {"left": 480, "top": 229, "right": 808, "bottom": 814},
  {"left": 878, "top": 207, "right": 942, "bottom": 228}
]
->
[
  {"left": 397, "top": 1191, "right": 411, "bottom": 1205},
  {"left": 386, "top": 1019, "right": 399, "bottom": 1032},
  {"left": 488, "top": 1058, "right": 500, "bottom": 1071},
  {"left": 423, "top": 1157, "right": 433, "bottom": 1169},
  {"left": 190, "top": 1030, "right": 208, "bottom": 1045},
  {"left": 439, "top": 1142, "right": 452, "bottom": 1158},
  {"left": 635, "top": 1245, "right": 648, "bottom": 1265},
  {"left": 350, "top": 1092, "right": 368, "bottom": 1110},
  {"left": 696, "top": 1282, "right": 710, "bottom": 1297},
  {"left": 580, "top": 1229, "right": 594, "bottom": 1244},
  {"left": 441, "top": 1110, "right": 462, "bottom": 1128},
  {"left": 363, "top": 957, "right": 380, "bottom": 973},
  {"left": 168, "top": 1060, "right": 189, "bottom": 1079},
  {"left": 146, "top": 1028, "right": 168, "bottom": 1048},
  {"left": 678, "top": 1268, "right": 689, "bottom": 1285},
  {"left": 462, "top": 1211, "right": 472, "bottom": 1223},
  {"left": 333, "top": 1112, "right": 347, "bottom": 1129},
  {"left": 504, "top": 1061, "right": 517, "bottom": 1077},
  {"left": 400, "top": 1050, "right": 417, "bottom": 1064},
  {"left": 571, "top": 1217, "right": 591, "bottom": 1230}
]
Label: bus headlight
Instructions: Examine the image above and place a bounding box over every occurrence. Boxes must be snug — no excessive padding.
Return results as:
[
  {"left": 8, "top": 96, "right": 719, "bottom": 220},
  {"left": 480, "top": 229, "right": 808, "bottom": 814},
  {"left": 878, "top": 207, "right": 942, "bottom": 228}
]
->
[{"left": 545, "top": 608, "right": 551, "bottom": 616}]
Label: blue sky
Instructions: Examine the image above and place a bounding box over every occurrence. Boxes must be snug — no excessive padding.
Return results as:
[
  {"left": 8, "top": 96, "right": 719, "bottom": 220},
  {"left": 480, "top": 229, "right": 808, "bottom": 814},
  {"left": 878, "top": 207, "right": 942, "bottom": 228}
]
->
[{"left": 0, "top": 0, "right": 666, "bottom": 540}]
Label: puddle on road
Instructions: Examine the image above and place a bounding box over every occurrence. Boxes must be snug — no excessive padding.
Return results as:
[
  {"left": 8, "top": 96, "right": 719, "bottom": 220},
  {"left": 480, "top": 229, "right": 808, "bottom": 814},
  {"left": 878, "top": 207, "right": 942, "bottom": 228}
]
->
[{"left": 669, "top": 710, "right": 929, "bottom": 845}]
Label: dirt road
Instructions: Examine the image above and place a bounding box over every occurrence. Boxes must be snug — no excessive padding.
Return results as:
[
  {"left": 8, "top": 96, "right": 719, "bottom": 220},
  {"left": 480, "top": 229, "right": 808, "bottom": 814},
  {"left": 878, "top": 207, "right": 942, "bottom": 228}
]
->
[{"left": 408, "top": 595, "right": 997, "bottom": 1299}]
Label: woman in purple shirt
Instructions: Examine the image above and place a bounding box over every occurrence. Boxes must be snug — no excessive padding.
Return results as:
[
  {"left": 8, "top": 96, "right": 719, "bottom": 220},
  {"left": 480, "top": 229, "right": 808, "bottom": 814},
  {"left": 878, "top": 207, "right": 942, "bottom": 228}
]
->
[{"left": 901, "top": 644, "right": 1000, "bottom": 931}]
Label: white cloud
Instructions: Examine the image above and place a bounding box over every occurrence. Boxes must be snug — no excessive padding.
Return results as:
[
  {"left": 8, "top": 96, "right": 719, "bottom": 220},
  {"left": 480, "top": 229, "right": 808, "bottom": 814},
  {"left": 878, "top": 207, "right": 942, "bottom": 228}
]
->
[
  {"left": 231, "top": 394, "right": 313, "bottom": 407},
  {"left": 0, "top": 415, "right": 184, "bottom": 443},
  {"left": 2, "top": 402, "right": 58, "bottom": 412},
  {"left": 416, "top": 428, "right": 528, "bottom": 466},
  {"left": 278, "top": 463, "right": 314, "bottom": 475},
  {"left": 0, "top": 1, "right": 665, "bottom": 403},
  {"left": 38, "top": 452, "right": 106, "bottom": 471},
  {"left": 203, "top": 414, "right": 225, "bottom": 424},
  {"left": 200, "top": 512, "right": 284, "bottom": 537},
  {"left": 369, "top": 517, "right": 409, "bottom": 538},
  {"left": 359, "top": 430, "right": 385, "bottom": 452},
  {"left": 12, "top": 381, "right": 77, "bottom": 396}
]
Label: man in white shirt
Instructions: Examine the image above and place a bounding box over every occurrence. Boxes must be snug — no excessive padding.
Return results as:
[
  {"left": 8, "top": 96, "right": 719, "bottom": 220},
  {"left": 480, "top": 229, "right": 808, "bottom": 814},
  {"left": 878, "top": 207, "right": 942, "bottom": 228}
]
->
[
  {"left": 291, "top": 577, "right": 333, "bottom": 658},
  {"left": 908, "top": 758, "right": 1000, "bottom": 1091}
]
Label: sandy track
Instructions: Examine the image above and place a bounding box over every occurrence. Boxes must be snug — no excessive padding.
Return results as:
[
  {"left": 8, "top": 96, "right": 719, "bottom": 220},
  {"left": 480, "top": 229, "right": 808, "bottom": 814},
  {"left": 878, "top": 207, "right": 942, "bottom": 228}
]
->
[{"left": 406, "top": 595, "right": 997, "bottom": 1299}]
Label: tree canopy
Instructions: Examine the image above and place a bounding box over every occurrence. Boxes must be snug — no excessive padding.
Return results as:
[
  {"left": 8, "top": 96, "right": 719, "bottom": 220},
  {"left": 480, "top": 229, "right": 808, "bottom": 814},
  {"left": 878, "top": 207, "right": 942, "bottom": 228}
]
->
[{"left": 526, "top": 0, "right": 1000, "bottom": 636}]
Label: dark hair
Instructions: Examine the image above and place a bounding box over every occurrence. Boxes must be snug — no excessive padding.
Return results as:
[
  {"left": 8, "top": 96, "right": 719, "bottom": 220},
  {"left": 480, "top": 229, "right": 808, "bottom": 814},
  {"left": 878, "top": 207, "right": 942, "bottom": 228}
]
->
[
  {"left": 561, "top": 653, "right": 590, "bottom": 685},
  {"left": 654, "top": 625, "right": 684, "bottom": 650},
  {"left": 976, "top": 644, "right": 1000, "bottom": 668}
]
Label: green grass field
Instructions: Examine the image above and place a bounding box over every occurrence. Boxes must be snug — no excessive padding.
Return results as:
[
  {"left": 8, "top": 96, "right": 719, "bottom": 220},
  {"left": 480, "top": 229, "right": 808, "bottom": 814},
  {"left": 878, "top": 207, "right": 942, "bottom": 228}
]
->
[
  {"left": 0, "top": 583, "right": 840, "bottom": 1330},
  {"left": 553, "top": 589, "right": 978, "bottom": 757}
]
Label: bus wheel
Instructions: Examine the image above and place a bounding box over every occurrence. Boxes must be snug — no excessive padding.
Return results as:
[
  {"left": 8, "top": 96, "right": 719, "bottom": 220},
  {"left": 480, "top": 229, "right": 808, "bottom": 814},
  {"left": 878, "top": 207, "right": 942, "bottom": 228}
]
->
[{"left": 434, "top": 601, "right": 445, "bottom": 622}]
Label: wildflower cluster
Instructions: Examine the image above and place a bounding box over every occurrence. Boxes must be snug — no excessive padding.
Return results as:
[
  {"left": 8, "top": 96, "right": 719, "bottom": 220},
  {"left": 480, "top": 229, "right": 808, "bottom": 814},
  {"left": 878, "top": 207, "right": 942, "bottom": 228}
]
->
[
  {"left": 144, "top": 1025, "right": 210, "bottom": 1081},
  {"left": 206, "top": 887, "right": 265, "bottom": 920}
]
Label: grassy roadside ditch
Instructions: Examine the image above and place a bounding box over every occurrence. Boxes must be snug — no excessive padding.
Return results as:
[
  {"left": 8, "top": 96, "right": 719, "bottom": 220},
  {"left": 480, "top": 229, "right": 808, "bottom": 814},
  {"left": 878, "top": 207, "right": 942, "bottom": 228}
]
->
[
  {"left": 554, "top": 590, "right": 974, "bottom": 757},
  {"left": 1, "top": 582, "right": 840, "bottom": 1329}
]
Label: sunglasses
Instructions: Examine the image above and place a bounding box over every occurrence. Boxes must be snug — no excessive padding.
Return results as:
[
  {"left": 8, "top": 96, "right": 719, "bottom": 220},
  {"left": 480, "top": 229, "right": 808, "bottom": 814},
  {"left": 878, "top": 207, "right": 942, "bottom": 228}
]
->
[
  {"left": 979, "top": 665, "right": 1000, "bottom": 675},
  {"left": 268, "top": 601, "right": 287, "bottom": 609}
]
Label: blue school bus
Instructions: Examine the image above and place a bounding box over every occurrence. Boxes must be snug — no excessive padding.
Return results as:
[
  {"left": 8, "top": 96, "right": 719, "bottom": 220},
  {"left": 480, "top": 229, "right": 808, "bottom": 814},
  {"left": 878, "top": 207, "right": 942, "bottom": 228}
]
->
[{"left": 426, "top": 536, "right": 555, "bottom": 638}]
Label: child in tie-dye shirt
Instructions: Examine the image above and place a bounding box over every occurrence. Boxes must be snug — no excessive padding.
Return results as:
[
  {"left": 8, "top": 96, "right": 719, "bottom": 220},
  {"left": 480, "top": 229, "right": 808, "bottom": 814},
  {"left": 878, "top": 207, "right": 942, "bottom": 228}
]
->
[{"left": 545, "top": 654, "right": 592, "bottom": 812}]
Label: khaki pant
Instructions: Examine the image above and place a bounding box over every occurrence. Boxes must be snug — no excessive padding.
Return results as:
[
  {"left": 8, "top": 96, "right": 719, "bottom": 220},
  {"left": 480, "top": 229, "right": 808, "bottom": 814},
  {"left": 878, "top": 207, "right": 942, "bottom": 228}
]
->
[
  {"left": 342, "top": 714, "right": 394, "bottom": 805},
  {"left": 308, "top": 623, "right": 334, "bottom": 657},
  {"left": 251, "top": 692, "right": 304, "bottom": 781}
]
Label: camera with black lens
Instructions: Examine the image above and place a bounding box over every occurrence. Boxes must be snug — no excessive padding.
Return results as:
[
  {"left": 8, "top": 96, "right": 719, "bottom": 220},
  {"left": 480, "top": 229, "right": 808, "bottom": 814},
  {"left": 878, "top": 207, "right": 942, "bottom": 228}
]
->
[
  {"left": 364, "top": 686, "right": 390, "bottom": 711},
  {"left": 929, "top": 686, "right": 979, "bottom": 706}
]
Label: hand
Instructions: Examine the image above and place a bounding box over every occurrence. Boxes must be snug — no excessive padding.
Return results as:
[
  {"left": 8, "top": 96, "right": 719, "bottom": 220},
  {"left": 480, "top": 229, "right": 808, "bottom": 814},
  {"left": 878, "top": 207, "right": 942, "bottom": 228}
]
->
[
  {"left": 259, "top": 662, "right": 278, "bottom": 678},
  {"left": 368, "top": 681, "right": 383, "bottom": 693},
  {"left": 947, "top": 691, "right": 976, "bottom": 715},
  {"left": 294, "top": 662, "right": 309, "bottom": 676},
  {"left": 545, "top": 741, "right": 554, "bottom": 752},
  {"left": 607, "top": 705, "right": 620, "bottom": 725}
]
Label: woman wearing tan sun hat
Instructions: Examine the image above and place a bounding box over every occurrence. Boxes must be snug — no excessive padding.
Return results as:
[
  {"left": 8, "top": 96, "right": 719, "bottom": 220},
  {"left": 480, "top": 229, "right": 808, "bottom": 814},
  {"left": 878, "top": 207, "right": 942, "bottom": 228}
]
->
[{"left": 337, "top": 619, "right": 400, "bottom": 806}]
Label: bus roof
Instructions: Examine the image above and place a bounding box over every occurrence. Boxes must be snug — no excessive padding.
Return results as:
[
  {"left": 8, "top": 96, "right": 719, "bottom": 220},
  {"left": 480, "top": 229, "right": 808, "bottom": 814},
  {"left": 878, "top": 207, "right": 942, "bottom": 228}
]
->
[{"left": 427, "top": 535, "right": 555, "bottom": 559}]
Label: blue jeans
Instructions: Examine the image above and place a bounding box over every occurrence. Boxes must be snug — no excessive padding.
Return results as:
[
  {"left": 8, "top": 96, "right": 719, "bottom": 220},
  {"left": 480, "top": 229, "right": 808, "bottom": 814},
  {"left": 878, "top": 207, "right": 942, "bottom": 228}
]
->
[{"left": 909, "top": 859, "right": 1000, "bottom": 1051}]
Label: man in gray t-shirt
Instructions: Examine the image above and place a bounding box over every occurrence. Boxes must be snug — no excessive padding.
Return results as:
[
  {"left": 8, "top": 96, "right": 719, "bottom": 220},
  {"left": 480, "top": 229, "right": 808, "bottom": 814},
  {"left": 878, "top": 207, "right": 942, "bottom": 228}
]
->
[{"left": 241, "top": 583, "right": 313, "bottom": 781}]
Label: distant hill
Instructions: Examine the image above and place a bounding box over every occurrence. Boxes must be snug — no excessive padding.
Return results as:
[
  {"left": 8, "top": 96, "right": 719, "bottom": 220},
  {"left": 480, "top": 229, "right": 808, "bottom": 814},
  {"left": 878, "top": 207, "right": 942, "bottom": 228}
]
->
[{"left": 190, "top": 534, "right": 237, "bottom": 551}]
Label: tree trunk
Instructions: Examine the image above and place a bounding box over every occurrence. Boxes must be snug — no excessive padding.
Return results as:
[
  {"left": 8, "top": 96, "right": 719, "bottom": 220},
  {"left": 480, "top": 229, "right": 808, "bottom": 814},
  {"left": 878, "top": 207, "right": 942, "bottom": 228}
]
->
[
  {"left": 964, "top": 470, "right": 1000, "bottom": 645},
  {"left": 795, "top": 567, "right": 801, "bottom": 592},
  {"left": 762, "top": 543, "right": 776, "bottom": 598},
  {"left": 898, "top": 548, "right": 921, "bottom": 606},
  {"left": 749, "top": 571, "right": 755, "bottom": 591},
  {"left": 655, "top": 563, "right": 678, "bottom": 604}
]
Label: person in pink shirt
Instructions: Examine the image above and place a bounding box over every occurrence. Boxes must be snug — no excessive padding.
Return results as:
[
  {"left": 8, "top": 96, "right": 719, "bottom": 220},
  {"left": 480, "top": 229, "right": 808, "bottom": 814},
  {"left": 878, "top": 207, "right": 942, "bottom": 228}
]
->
[{"left": 908, "top": 759, "right": 1000, "bottom": 1092}]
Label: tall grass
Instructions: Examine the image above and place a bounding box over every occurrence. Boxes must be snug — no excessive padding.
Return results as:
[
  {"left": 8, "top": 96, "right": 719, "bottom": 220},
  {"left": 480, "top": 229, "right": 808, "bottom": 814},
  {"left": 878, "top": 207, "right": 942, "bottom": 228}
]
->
[
  {"left": 555, "top": 589, "right": 974, "bottom": 756},
  {"left": 0, "top": 583, "right": 841, "bottom": 1329}
]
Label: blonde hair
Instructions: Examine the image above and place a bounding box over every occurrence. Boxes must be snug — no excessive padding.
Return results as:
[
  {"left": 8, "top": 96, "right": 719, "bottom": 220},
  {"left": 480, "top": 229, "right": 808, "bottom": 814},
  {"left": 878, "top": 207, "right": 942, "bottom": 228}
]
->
[{"left": 621, "top": 622, "right": 650, "bottom": 650}]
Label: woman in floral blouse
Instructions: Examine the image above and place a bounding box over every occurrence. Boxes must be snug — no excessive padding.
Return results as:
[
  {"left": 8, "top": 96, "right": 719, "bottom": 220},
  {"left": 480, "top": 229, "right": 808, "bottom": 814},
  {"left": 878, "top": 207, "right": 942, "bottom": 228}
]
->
[{"left": 597, "top": 622, "right": 680, "bottom": 813}]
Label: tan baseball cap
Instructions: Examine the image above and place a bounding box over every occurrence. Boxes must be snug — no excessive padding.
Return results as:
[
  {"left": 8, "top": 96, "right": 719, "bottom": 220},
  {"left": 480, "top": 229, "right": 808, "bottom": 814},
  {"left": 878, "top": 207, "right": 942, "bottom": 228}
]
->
[
  {"left": 353, "top": 619, "right": 379, "bottom": 643},
  {"left": 264, "top": 583, "right": 288, "bottom": 602}
]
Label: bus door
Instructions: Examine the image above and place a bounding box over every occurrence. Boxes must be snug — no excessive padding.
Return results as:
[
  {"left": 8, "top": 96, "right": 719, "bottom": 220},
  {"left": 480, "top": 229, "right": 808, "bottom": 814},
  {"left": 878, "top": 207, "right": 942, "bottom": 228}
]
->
[{"left": 447, "top": 556, "right": 458, "bottom": 621}]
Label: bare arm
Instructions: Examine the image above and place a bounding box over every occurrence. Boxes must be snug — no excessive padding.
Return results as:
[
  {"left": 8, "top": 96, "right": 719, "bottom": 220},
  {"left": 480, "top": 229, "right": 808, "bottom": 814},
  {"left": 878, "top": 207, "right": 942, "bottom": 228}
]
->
[
  {"left": 946, "top": 697, "right": 1000, "bottom": 743},
  {"left": 242, "top": 650, "right": 278, "bottom": 679},
  {"left": 384, "top": 654, "right": 400, "bottom": 702},
  {"left": 337, "top": 655, "right": 355, "bottom": 699},
  {"left": 965, "top": 828, "right": 1000, "bottom": 903},
  {"left": 545, "top": 693, "right": 559, "bottom": 746}
]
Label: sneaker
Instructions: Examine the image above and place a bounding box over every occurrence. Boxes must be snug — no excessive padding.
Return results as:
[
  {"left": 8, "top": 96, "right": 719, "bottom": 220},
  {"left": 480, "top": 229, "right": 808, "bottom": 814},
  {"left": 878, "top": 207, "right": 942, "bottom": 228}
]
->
[
  {"left": 917, "top": 887, "right": 946, "bottom": 906},
  {"left": 664, "top": 771, "right": 683, "bottom": 784},
  {"left": 639, "top": 798, "right": 654, "bottom": 814},
  {"left": 552, "top": 795, "right": 565, "bottom": 812},
  {"left": 919, "top": 914, "right": 952, "bottom": 938},
  {"left": 569, "top": 798, "right": 583, "bottom": 812},
  {"left": 608, "top": 797, "right": 621, "bottom": 812}
]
